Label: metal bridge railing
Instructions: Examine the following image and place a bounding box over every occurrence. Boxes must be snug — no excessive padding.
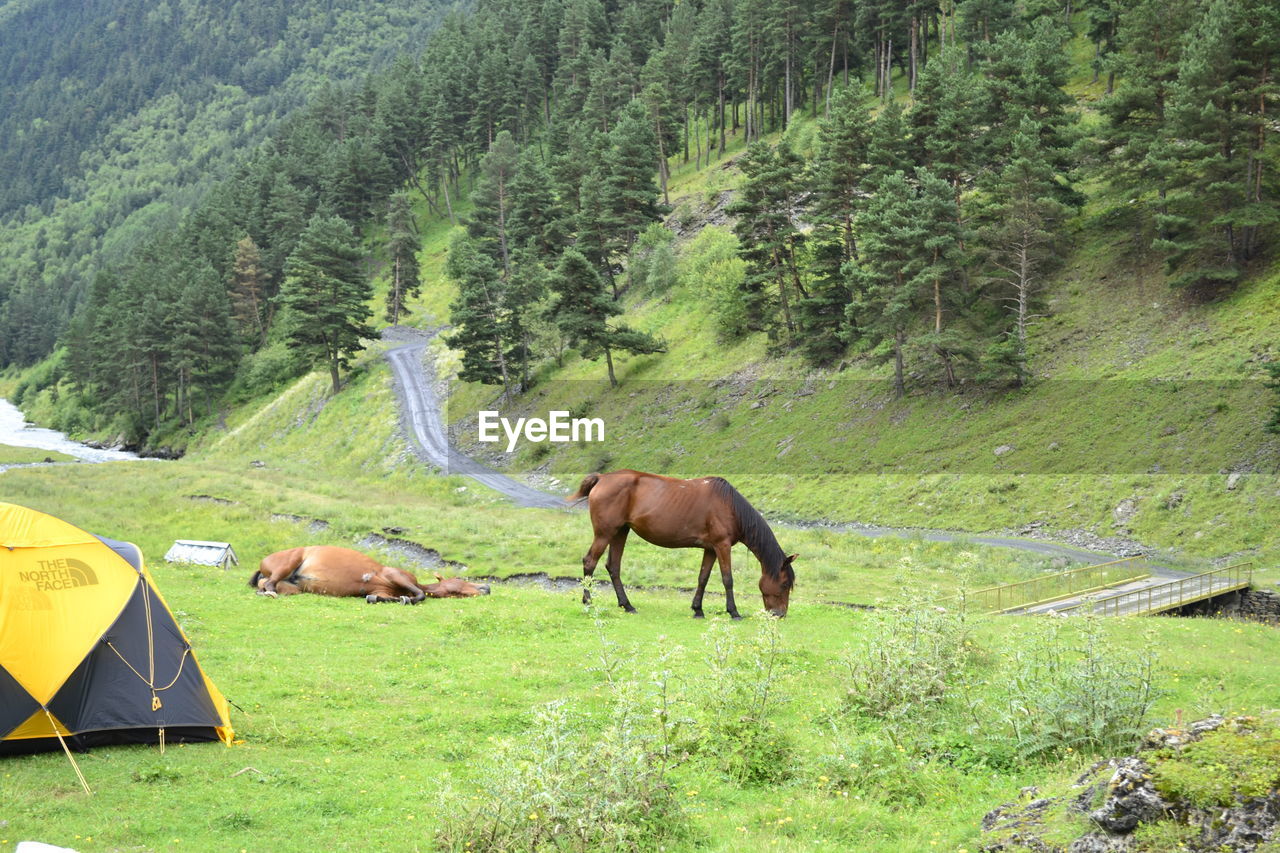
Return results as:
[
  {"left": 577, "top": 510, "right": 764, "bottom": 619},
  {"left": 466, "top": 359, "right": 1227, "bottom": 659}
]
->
[
  {"left": 960, "top": 556, "right": 1149, "bottom": 614},
  {"left": 1056, "top": 562, "right": 1253, "bottom": 617}
]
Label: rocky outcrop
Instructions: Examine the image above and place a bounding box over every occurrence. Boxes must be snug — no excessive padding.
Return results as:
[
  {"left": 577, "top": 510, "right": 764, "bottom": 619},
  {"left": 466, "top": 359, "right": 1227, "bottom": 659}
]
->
[{"left": 981, "top": 715, "right": 1280, "bottom": 852}]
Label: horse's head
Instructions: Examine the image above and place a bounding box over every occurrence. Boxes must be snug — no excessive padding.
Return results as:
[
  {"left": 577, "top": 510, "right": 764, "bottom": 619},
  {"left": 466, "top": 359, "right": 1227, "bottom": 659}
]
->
[
  {"left": 423, "top": 574, "right": 492, "bottom": 598},
  {"left": 759, "top": 553, "right": 797, "bottom": 617}
]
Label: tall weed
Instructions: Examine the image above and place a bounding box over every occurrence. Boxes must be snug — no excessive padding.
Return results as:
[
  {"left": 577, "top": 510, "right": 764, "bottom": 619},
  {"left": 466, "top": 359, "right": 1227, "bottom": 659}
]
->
[
  {"left": 983, "top": 617, "right": 1163, "bottom": 761},
  {"left": 690, "top": 617, "right": 795, "bottom": 785},
  {"left": 836, "top": 597, "right": 970, "bottom": 723},
  {"left": 435, "top": 639, "right": 693, "bottom": 852}
]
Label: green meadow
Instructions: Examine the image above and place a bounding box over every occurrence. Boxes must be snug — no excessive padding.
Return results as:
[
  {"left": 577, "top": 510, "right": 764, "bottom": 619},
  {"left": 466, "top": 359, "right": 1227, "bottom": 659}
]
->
[{"left": 1, "top": 349, "right": 1277, "bottom": 851}]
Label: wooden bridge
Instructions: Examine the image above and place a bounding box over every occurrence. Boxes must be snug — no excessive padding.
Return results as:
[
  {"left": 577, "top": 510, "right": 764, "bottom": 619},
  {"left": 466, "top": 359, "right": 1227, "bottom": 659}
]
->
[{"left": 962, "top": 560, "right": 1253, "bottom": 617}]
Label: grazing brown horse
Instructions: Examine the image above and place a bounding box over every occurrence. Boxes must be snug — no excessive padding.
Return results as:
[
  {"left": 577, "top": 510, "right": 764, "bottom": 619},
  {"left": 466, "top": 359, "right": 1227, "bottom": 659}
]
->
[
  {"left": 568, "top": 470, "right": 796, "bottom": 618},
  {"left": 250, "top": 545, "right": 490, "bottom": 604}
]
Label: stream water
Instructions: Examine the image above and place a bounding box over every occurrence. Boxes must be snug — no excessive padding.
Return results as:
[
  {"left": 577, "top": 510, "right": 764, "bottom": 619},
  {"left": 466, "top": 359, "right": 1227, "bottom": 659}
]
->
[{"left": 0, "top": 398, "right": 139, "bottom": 466}]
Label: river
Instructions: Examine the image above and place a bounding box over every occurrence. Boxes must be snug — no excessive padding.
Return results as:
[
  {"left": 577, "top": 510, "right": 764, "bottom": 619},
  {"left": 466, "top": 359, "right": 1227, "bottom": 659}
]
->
[{"left": 0, "top": 398, "right": 140, "bottom": 465}]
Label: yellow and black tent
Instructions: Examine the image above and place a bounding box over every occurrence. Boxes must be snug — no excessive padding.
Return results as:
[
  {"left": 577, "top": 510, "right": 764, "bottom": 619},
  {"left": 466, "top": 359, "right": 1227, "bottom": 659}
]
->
[{"left": 0, "top": 502, "right": 233, "bottom": 757}]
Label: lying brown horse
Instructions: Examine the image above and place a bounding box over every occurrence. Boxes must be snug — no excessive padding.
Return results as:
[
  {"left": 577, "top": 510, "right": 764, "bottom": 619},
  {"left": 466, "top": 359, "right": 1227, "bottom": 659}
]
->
[
  {"left": 250, "top": 545, "right": 490, "bottom": 604},
  {"left": 568, "top": 470, "right": 796, "bottom": 618}
]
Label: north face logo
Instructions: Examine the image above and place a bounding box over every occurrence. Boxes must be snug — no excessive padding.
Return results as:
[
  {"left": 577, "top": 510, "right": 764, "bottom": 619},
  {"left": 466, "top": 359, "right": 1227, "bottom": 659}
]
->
[{"left": 18, "top": 557, "right": 99, "bottom": 591}]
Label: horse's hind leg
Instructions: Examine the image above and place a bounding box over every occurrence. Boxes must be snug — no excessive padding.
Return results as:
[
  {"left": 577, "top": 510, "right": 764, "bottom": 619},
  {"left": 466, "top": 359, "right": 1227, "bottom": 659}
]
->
[
  {"left": 604, "top": 527, "right": 635, "bottom": 613},
  {"left": 690, "top": 549, "right": 716, "bottom": 618},
  {"left": 581, "top": 532, "right": 612, "bottom": 605},
  {"left": 715, "top": 543, "right": 741, "bottom": 619},
  {"left": 381, "top": 567, "right": 426, "bottom": 604},
  {"left": 256, "top": 549, "right": 303, "bottom": 598}
]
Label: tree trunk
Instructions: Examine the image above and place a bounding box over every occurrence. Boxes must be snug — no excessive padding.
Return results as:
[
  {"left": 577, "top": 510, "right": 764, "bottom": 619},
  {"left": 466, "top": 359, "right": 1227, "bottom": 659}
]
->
[
  {"left": 718, "top": 75, "right": 727, "bottom": 156},
  {"left": 893, "top": 328, "right": 906, "bottom": 398},
  {"left": 605, "top": 344, "right": 617, "bottom": 387},
  {"left": 1016, "top": 239, "right": 1031, "bottom": 386},
  {"left": 826, "top": 23, "right": 839, "bottom": 115},
  {"left": 441, "top": 168, "right": 457, "bottom": 225},
  {"left": 910, "top": 16, "right": 919, "bottom": 92}
]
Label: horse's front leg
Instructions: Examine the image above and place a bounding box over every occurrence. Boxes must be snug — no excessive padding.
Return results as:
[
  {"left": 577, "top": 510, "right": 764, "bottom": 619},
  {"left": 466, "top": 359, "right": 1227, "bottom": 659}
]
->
[
  {"left": 691, "top": 549, "right": 716, "bottom": 618},
  {"left": 715, "top": 544, "right": 741, "bottom": 619}
]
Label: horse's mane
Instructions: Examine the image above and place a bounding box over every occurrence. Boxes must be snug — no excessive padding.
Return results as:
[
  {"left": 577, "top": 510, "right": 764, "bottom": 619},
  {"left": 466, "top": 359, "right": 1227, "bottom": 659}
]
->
[{"left": 710, "top": 478, "right": 794, "bottom": 590}]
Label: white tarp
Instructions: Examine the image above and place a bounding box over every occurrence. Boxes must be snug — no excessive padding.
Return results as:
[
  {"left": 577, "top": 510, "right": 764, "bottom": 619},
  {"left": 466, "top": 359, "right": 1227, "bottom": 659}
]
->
[{"left": 163, "top": 539, "right": 238, "bottom": 569}]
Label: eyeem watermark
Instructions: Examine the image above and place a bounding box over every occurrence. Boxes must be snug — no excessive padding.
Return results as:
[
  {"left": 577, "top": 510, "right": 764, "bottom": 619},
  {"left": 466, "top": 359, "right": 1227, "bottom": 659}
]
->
[{"left": 477, "top": 410, "right": 605, "bottom": 452}]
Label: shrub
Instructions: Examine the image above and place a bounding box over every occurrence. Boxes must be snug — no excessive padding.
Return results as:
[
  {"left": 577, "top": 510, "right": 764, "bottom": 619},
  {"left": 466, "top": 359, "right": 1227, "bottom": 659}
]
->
[
  {"left": 435, "top": 641, "right": 693, "bottom": 852},
  {"left": 690, "top": 618, "right": 795, "bottom": 786},
  {"left": 675, "top": 226, "right": 749, "bottom": 340},
  {"left": 836, "top": 597, "right": 970, "bottom": 723},
  {"left": 988, "top": 617, "right": 1162, "bottom": 761}
]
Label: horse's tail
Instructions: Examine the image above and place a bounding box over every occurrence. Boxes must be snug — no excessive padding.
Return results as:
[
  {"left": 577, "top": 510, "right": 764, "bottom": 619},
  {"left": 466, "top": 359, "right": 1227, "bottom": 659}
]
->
[
  {"left": 248, "top": 569, "right": 263, "bottom": 589},
  {"left": 567, "top": 472, "right": 600, "bottom": 504}
]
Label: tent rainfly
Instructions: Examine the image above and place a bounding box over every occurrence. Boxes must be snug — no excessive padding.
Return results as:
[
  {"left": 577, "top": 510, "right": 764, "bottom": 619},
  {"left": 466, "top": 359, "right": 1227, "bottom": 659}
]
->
[
  {"left": 164, "top": 540, "right": 238, "bottom": 570},
  {"left": 0, "top": 503, "right": 234, "bottom": 776}
]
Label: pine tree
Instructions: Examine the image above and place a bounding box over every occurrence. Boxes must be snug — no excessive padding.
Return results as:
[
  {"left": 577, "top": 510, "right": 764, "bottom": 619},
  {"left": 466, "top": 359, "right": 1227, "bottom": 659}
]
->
[
  {"left": 810, "top": 86, "right": 874, "bottom": 263},
  {"left": 443, "top": 233, "right": 512, "bottom": 389},
  {"left": 229, "top": 235, "right": 270, "bottom": 345},
  {"left": 508, "top": 149, "right": 567, "bottom": 261},
  {"left": 1097, "top": 0, "right": 1195, "bottom": 242},
  {"left": 384, "top": 192, "right": 421, "bottom": 325},
  {"left": 1151, "top": 0, "right": 1279, "bottom": 292},
  {"left": 469, "top": 131, "right": 521, "bottom": 279},
  {"left": 909, "top": 45, "right": 982, "bottom": 194},
  {"left": 867, "top": 99, "right": 913, "bottom": 185},
  {"left": 976, "top": 117, "right": 1071, "bottom": 385},
  {"left": 277, "top": 213, "right": 373, "bottom": 395},
  {"left": 599, "top": 99, "right": 662, "bottom": 285},
  {"left": 801, "top": 86, "right": 872, "bottom": 363},
  {"left": 728, "top": 139, "right": 808, "bottom": 344},
  {"left": 849, "top": 171, "right": 927, "bottom": 397},
  {"left": 914, "top": 167, "right": 968, "bottom": 386},
  {"left": 549, "top": 248, "right": 665, "bottom": 387}
]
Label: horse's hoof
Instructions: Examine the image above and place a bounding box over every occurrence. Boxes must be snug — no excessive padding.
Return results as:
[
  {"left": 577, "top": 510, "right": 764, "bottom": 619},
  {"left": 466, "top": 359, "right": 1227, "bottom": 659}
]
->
[
  {"left": 258, "top": 590, "right": 277, "bottom": 598},
  {"left": 365, "top": 594, "right": 379, "bottom": 604},
  {"left": 692, "top": 610, "right": 705, "bottom": 619},
  {"left": 729, "top": 613, "right": 743, "bottom": 620},
  {"left": 623, "top": 606, "right": 638, "bottom": 614},
  {"left": 399, "top": 596, "right": 412, "bottom": 605}
]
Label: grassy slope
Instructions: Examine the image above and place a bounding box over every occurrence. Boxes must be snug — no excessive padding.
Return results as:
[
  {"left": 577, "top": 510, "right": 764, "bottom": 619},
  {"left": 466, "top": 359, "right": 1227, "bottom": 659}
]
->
[{"left": 433, "top": 56, "right": 1280, "bottom": 569}]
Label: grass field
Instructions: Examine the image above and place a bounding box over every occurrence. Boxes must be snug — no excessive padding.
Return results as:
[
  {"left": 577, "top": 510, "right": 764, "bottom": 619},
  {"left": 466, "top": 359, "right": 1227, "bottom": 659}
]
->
[
  {"left": 1, "top": 451, "right": 1278, "bottom": 852},
  {"left": 0, "top": 443, "right": 76, "bottom": 464}
]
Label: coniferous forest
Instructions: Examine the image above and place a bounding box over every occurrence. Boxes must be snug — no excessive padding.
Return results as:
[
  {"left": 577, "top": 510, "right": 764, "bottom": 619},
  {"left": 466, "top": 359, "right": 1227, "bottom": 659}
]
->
[{"left": 1, "top": 0, "right": 1277, "bottom": 447}]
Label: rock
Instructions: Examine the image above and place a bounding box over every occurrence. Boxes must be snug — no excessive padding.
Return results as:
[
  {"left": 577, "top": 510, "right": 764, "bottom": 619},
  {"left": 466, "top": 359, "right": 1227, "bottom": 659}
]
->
[
  {"left": 749, "top": 400, "right": 765, "bottom": 410},
  {"left": 981, "top": 715, "right": 1280, "bottom": 853},
  {"left": 1087, "top": 757, "right": 1168, "bottom": 833},
  {"left": 1047, "top": 442, "right": 1060, "bottom": 451},
  {"left": 1112, "top": 498, "right": 1138, "bottom": 524},
  {"left": 1163, "top": 491, "right": 1184, "bottom": 510},
  {"left": 993, "top": 444, "right": 1015, "bottom": 457},
  {"left": 1227, "top": 472, "right": 1243, "bottom": 491}
]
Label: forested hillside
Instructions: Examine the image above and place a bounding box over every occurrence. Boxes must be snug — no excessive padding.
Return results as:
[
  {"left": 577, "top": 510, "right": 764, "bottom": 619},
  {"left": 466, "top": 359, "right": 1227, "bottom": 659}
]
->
[
  {"left": 0, "top": 0, "right": 448, "bottom": 368},
  {"left": 3, "top": 0, "right": 1277, "bottom": 462}
]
